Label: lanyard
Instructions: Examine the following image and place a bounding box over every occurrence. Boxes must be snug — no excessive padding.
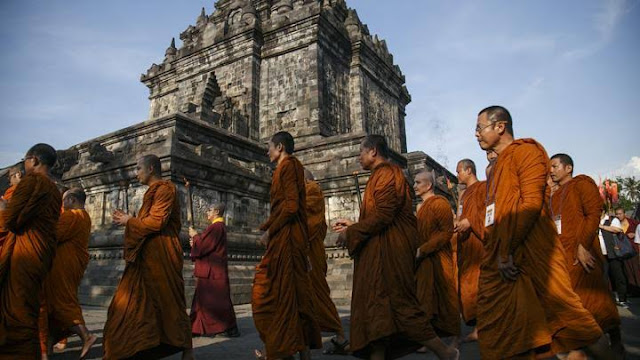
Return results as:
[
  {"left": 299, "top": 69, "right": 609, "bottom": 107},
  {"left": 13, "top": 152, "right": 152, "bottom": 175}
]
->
[{"left": 548, "top": 185, "right": 568, "bottom": 219}]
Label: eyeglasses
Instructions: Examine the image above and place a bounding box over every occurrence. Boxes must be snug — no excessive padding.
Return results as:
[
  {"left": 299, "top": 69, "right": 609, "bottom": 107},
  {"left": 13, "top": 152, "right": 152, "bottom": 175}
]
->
[
  {"left": 21, "top": 155, "right": 36, "bottom": 163},
  {"left": 475, "top": 122, "right": 494, "bottom": 133}
]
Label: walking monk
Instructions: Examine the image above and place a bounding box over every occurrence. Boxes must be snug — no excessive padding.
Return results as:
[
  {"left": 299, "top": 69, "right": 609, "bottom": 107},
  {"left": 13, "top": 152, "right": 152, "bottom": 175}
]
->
[
  {"left": 105, "top": 154, "right": 193, "bottom": 360},
  {"left": 474, "top": 105, "right": 612, "bottom": 359},
  {"left": 413, "top": 171, "right": 460, "bottom": 344},
  {"left": 188, "top": 202, "right": 239, "bottom": 337},
  {"left": 334, "top": 135, "right": 458, "bottom": 360},
  {"left": 452, "top": 159, "right": 485, "bottom": 343},
  {"left": 42, "top": 187, "right": 96, "bottom": 359},
  {"left": 304, "top": 169, "right": 349, "bottom": 355},
  {"left": 252, "top": 131, "right": 321, "bottom": 360},
  {"left": 0, "top": 143, "right": 62, "bottom": 359},
  {"left": 549, "top": 153, "right": 623, "bottom": 356}
]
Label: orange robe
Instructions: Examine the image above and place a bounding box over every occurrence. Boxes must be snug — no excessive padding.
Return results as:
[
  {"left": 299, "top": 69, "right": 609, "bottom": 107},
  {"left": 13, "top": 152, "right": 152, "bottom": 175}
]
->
[
  {"left": 550, "top": 175, "right": 620, "bottom": 332},
  {"left": 345, "top": 162, "right": 436, "bottom": 359},
  {"left": 478, "top": 139, "right": 602, "bottom": 359},
  {"left": 305, "top": 180, "right": 343, "bottom": 335},
  {"left": 0, "top": 173, "right": 62, "bottom": 359},
  {"left": 457, "top": 180, "right": 486, "bottom": 324},
  {"left": 416, "top": 195, "right": 460, "bottom": 337},
  {"left": 42, "top": 209, "right": 92, "bottom": 343},
  {"left": 252, "top": 156, "right": 322, "bottom": 359},
  {"left": 102, "top": 180, "right": 192, "bottom": 360},
  {"left": 0, "top": 185, "right": 17, "bottom": 250}
]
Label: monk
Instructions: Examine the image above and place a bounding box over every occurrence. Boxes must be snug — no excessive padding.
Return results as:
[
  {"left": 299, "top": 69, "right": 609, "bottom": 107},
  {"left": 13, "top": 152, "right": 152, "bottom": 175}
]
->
[
  {"left": 252, "top": 131, "right": 321, "bottom": 360},
  {"left": 452, "top": 159, "right": 485, "bottom": 343},
  {"left": 104, "top": 154, "right": 193, "bottom": 360},
  {"left": 549, "top": 153, "right": 623, "bottom": 355},
  {"left": 474, "top": 105, "right": 612, "bottom": 359},
  {"left": 303, "top": 169, "right": 349, "bottom": 355},
  {"left": 42, "top": 187, "right": 97, "bottom": 359},
  {"left": 188, "top": 202, "right": 239, "bottom": 337},
  {"left": 0, "top": 144, "right": 62, "bottom": 359},
  {"left": 0, "top": 166, "right": 23, "bottom": 250},
  {"left": 413, "top": 171, "right": 460, "bottom": 343},
  {"left": 334, "top": 135, "right": 458, "bottom": 360}
]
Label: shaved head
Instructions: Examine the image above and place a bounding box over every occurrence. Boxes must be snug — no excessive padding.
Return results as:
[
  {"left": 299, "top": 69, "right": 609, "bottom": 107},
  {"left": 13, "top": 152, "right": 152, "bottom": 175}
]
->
[
  {"left": 211, "top": 202, "right": 226, "bottom": 216},
  {"left": 478, "top": 105, "right": 513, "bottom": 136},
  {"left": 415, "top": 170, "right": 435, "bottom": 186},
  {"left": 26, "top": 143, "right": 57, "bottom": 168},
  {"left": 304, "top": 168, "right": 315, "bottom": 181},
  {"left": 457, "top": 159, "right": 476, "bottom": 176},
  {"left": 64, "top": 187, "right": 87, "bottom": 205},
  {"left": 139, "top": 154, "right": 162, "bottom": 176}
]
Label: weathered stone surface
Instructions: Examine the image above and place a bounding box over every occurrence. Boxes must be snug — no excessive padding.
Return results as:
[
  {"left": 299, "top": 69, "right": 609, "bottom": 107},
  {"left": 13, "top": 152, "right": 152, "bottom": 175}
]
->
[{"left": 0, "top": 0, "right": 455, "bottom": 306}]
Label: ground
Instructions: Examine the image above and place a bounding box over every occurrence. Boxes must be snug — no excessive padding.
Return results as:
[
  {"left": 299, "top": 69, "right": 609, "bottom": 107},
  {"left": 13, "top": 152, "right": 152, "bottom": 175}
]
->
[{"left": 48, "top": 301, "right": 640, "bottom": 360}]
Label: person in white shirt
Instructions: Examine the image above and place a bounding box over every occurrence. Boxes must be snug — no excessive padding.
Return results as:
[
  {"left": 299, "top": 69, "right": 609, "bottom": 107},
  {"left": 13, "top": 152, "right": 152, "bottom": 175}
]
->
[{"left": 599, "top": 212, "right": 628, "bottom": 305}]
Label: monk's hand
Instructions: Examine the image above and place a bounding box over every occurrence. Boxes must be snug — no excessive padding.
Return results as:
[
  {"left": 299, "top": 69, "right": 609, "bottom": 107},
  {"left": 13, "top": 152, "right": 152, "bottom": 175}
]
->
[
  {"left": 112, "top": 209, "right": 131, "bottom": 226},
  {"left": 454, "top": 218, "right": 471, "bottom": 233},
  {"left": 335, "top": 231, "right": 348, "bottom": 248},
  {"left": 259, "top": 231, "right": 269, "bottom": 247},
  {"left": 333, "top": 219, "right": 353, "bottom": 233},
  {"left": 573, "top": 244, "right": 596, "bottom": 273},
  {"left": 188, "top": 226, "right": 198, "bottom": 238},
  {"left": 497, "top": 255, "right": 519, "bottom": 281}
]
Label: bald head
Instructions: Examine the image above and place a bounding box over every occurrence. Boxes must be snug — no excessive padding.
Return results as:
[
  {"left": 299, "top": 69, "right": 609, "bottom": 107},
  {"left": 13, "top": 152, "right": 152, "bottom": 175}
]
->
[
  {"left": 136, "top": 154, "right": 162, "bottom": 185},
  {"left": 211, "top": 202, "right": 226, "bottom": 216},
  {"left": 413, "top": 170, "right": 436, "bottom": 199},
  {"left": 63, "top": 187, "right": 86, "bottom": 210},
  {"left": 304, "top": 168, "right": 315, "bottom": 181}
]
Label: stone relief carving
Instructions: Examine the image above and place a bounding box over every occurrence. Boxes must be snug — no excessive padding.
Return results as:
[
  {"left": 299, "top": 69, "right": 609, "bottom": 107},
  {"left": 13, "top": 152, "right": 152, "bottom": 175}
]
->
[
  {"left": 87, "top": 142, "right": 115, "bottom": 164},
  {"left": 51, "top": 148, "right": 79, "bottom": 179}
]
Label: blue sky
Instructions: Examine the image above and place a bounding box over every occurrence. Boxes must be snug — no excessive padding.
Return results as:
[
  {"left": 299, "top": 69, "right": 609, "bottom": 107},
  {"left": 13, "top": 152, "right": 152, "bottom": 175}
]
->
[{"left": 0, "top": 0, "right": 638, "bottom": 180}]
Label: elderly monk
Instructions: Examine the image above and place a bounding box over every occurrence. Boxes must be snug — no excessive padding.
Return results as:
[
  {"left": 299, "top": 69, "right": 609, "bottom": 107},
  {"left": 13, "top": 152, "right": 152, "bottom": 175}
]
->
[
  {"left": 303, "top": 168, "right": 349, "bottom": 355},
  {"left": 452, "top": 159, "right": 485, "bottom": 343},
  {"left": 188, "top": 202, "right": 239, "bottom": 337},
  {"left": 252, "top": 131, "right": 321, "bottom": 360},
  {"left": 104, "top": 154, "right": 193, "bottom": 360},
  {"left": 334, "top": 135, "right": 458, "bottom": 360},
  {"left": 474, "top": 105, "right": 612, "bottom": 359},
  {"left": 42, "top": 187, "right": 97, "bottom": 358},
  {"left": 413, "top": 170, "right": 460, "bottom": 344},
  {"left": 549, "top": 153, "right": 623, "bottom": 355},
  {"left": 0, "top": 144, "right": 62, "bottom": 359}
]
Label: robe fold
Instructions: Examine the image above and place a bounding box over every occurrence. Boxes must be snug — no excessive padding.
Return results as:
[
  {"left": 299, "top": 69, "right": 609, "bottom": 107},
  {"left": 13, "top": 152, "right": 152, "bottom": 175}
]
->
[
  {"left": 252, "top": 156, "right": 322, "bottom": 359},
  {"left": 305, "top": 180, "right": 343, "bottom": 335},
  {"left": 0, "top": 185, "right": 17, "bottom": 250},
  {"left": 190, "top": 219, "right": 238, "bottom": 335},
  {"left": 103, "top": 180, "right": 192, "bottom": 360},
  {"left": 456, "top": 180, "right": 486, "bottom": 324},
  {"left": 550, "top": 175, "right": 620, "bottom": 332},
  {"left": 416, "top": 195, "right": 460, "bottom": 337},
  {"left": 43, "top": 209, "right": 92, "bottom": 343},
  {"left": 478, "top": 139, "right": 602, "bottom": 359},
  {"left": 345, "top": 162, "right": 436, "bottom": 359},
  {"left": 0, "top": 173, "right": 61, "bottom": 359}
]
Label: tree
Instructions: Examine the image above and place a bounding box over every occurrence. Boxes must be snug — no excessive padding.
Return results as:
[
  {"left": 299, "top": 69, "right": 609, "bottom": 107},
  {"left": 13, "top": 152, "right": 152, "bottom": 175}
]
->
[{"left": 614, "top": 176, "right": 640, "bottom": 211}]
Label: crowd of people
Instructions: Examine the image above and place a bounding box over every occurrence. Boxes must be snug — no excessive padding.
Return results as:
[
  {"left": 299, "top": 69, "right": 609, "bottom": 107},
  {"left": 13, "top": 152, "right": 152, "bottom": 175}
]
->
[{"left": 0, "top": 104, "right": 637, "bottom": 359}]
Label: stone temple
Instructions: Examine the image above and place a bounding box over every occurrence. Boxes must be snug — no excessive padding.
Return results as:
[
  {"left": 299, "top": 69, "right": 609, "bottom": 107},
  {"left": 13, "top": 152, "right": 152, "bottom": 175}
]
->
[{"left": 0, "top": 0, "right": 456, "bottom": 306}]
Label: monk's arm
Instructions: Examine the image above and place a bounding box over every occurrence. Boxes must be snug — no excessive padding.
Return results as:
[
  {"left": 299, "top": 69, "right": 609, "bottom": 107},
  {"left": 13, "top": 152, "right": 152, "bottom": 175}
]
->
[
  {"left": 577, "top": 180, "right": 603, "bottom": 251},
  {"left": 262, "top": 162, "right": 300, "bottom": 237},
  {"left": 419, "top": 201, "right": 454, "bottom": 256},
  {"left": 191, "top": 224, "right": 221, "bottom": 259},
  {"left": 1, "top": 175, "right": 44, "bottom": 232},
  {"left": 55, "top": 212, "right": 75, "bottom": 243},
  {"left": 346, "top": 171, "right": 399, "bottom": 254},
  {"left": 126, "top": 184, "right": 175, "bottom": 240},
  {"left": 502, "top": 147, "right": 547, "bottom": 258}
]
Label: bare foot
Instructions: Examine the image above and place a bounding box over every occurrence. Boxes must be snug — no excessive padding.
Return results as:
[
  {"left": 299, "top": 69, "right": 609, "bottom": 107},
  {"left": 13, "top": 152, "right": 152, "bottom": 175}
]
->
[
  {"left": 416, "top": 345, "right": 429, "bottom": 353},
  {"left": 462, "top": 327, "right": 478, "bottom": 343},
  {"left": 254, "top": 349, "right": 266, "bottom": 360},
  {"left": 181, "top": 348, "right": 195, "bottom": 360},
  {"left": 447, "top": 348, "right": 460, "bottom": 360},
  {"left": 567, "top": 350, "right": 588, "bottom": 360},
  {"left": 53, "top": 340, "right": 67, "bottom": 353},
  {"left": 80, "top": 334, "right": 97, "bottom": 360}
]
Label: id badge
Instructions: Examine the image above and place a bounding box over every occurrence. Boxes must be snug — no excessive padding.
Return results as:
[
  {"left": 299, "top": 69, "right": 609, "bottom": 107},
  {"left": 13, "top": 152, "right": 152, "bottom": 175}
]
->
[
  {"left": 485, "top": 203, "right": 495, "bottom": 227},
  {"left": 554, "top": 215, "right": 562, "bottom": 235}
]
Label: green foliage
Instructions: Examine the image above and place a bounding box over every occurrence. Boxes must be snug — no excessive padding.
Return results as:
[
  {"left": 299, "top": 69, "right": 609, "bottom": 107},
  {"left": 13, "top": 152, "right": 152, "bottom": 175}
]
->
[{"left": 614, "top": 176, "right": 640, "bottom": 211}]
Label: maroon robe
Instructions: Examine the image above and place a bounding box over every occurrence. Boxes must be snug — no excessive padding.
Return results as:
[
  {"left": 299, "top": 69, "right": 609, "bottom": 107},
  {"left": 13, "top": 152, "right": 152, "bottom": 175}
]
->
[{"left": 190, "top": 220, "right": 237, "bottom": 335}]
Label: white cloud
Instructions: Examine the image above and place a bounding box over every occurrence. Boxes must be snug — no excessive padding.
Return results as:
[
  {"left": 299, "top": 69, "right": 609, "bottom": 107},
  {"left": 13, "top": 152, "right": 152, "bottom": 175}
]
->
[
  {"left": 600, "top": 156, "right": 640, "bottom": 179},
  {"left": 562, "top": 0, "right": 636, "bottom": 60}
]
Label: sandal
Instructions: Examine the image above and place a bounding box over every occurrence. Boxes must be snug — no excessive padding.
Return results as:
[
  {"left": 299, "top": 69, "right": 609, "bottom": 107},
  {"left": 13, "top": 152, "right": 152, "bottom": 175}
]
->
[
  {"left": 254, "top": 349, "right": 266, "bottom": 360},
  {"left": 323, "top": 337, "right": 350, "bottom": 355}
]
